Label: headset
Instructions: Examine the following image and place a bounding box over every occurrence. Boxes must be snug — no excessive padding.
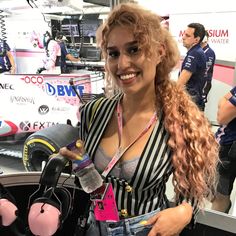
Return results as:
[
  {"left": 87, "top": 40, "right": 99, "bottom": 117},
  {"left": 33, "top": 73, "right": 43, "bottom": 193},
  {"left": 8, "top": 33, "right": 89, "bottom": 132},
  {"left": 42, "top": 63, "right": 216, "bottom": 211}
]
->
[
  {"left": 202, "top": 35, "right": 208, "bottom": 43},
  {"left": 55, "top": 31, "right": 64, "bottom": 41},
  {"left": 28, "top": 154, "right": 72, "bottom": 236},
  {"left": 0, "top": 183, "right": 18, "bottom": 227},
  {"left": 0, "top": 154, "right": 72, "bottom": 235}
]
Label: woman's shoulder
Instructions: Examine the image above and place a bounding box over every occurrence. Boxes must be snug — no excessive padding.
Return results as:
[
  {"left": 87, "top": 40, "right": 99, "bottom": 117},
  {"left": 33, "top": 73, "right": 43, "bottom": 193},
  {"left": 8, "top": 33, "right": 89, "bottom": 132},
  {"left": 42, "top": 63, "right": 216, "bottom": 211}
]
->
[{"left": 80, "top": 93, "right": 121, "bottom": 115}]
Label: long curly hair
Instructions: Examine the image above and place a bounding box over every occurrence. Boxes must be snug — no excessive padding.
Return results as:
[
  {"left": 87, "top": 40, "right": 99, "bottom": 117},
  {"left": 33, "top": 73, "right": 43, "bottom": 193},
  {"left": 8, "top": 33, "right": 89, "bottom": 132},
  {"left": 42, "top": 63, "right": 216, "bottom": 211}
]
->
[{"left": 96, "top": 3, "right": 219, "bottom": 208}]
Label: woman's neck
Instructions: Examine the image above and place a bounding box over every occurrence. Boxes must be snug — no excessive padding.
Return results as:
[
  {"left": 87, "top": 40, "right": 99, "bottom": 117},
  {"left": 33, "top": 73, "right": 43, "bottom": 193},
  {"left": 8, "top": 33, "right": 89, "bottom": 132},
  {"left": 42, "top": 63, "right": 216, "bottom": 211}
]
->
[{"left": 121, "top": 92, "right": 156, "bottom": 115}]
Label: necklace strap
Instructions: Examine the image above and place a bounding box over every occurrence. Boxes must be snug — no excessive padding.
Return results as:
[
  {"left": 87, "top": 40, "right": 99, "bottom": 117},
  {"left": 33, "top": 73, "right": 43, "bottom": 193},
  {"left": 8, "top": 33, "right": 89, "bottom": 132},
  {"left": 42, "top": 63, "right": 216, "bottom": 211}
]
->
[{"left": 102, "top": 101, "right": 157, "bottom": 178}]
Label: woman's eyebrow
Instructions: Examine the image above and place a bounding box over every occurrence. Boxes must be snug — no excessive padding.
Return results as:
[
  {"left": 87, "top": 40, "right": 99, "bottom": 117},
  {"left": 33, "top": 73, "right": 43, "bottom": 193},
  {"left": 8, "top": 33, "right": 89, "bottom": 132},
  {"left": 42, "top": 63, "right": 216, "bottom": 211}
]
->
[
  {"left": 106, "top": 41, "right": 138, "bottom": 50},
  {"left": 125, "top": 41, "right": 138, "bottom": 47},
  {"left": 106, "top": 46, "right": 116, "bottom": 50}
]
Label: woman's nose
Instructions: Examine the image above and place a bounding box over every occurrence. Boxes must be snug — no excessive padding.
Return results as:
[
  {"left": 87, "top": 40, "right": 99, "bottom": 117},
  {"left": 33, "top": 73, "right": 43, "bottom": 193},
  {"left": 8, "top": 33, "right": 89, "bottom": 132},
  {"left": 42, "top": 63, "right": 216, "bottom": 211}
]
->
[{"left": 117, "top": 53, "right": 131, "bottom": 70}]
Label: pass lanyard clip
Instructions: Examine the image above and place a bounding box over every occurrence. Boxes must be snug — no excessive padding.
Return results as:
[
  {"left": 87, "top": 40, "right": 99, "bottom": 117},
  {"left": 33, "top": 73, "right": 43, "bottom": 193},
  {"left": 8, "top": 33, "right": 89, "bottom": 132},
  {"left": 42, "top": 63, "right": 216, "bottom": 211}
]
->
[{"left": 102, "top": 101, "right": 157, "bottom": 178}]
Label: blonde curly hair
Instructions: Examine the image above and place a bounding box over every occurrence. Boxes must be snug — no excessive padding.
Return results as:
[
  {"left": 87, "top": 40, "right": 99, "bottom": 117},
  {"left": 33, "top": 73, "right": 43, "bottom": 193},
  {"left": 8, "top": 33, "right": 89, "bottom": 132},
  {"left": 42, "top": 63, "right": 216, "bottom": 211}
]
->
[{"left": 96, "top": 3, "right": 219, "bottom": 208}]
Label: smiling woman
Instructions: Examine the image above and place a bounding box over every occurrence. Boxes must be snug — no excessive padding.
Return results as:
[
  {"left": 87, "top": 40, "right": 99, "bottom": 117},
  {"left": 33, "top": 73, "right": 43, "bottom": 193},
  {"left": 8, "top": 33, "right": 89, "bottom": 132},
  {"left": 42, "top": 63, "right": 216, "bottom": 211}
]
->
[{"left": 58, "top": 2, "right": 219, "bottom": 236}]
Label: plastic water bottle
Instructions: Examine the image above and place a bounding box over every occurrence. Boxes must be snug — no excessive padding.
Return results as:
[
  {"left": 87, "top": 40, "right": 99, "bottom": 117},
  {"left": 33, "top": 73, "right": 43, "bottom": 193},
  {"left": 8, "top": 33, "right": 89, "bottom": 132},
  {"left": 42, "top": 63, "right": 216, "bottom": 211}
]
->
[
  {"left": 75, "top": 161, "right": 104, "bottom": 194},
  {"left": 67, "top": 140, "right": 103, "bottom": 193}
]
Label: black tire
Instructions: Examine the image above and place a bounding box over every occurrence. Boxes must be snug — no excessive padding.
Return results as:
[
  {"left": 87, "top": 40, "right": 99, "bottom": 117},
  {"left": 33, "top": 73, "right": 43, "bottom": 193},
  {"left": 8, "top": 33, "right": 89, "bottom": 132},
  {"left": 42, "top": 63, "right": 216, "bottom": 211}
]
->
[{"left": 22, "top": 124, "right": 79, "bottom": 171}]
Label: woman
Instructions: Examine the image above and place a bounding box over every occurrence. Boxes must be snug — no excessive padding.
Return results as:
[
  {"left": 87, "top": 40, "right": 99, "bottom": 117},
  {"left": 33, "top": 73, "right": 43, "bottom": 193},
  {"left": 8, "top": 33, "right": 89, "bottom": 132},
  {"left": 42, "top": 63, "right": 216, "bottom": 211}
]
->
[{"left": 60, "top": 3, "right": 218, "bottom": 236}]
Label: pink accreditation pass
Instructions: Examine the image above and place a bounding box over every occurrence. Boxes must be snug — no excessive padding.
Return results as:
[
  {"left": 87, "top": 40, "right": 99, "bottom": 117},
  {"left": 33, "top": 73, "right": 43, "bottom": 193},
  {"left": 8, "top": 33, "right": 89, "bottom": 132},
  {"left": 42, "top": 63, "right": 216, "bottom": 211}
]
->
[{"left": 91, "top": 183, "right": 119, "bottom": 222}]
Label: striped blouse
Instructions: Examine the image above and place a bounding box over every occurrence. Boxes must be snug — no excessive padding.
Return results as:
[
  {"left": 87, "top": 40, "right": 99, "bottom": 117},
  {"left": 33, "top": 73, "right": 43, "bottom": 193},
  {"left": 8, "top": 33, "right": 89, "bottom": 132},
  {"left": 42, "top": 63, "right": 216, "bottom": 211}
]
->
[{"left": 79, "top": 93, "right": 173, "bottom": 217}]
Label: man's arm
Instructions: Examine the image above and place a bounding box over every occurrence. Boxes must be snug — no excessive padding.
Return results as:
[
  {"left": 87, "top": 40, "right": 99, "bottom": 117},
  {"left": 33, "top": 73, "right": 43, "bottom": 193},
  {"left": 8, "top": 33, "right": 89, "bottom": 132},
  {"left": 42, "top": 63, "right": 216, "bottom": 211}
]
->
[
  {"left": 66, "top": 54, "right": 80, "bottom": 62},
  {"left": 177, "top": 69, "right": 192, "bottom": 87},
  {"left": 217, "top": 90, "right": 236, "bottom": 125},
  {"left": 6, "top": 51, "right": 16, "bottom": 74}
]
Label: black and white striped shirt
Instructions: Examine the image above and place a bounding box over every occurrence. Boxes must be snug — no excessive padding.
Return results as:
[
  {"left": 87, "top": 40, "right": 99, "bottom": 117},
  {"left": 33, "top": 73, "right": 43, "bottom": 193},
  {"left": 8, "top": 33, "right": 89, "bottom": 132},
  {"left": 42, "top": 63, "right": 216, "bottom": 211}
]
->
[{"left": 79, "top": 94, "right": 173, "bottom": 216}]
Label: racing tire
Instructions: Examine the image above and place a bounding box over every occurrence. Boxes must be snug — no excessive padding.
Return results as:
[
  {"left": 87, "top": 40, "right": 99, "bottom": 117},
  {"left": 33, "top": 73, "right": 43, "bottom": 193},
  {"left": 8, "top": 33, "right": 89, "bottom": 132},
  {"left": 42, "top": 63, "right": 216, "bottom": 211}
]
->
[{"left": 22, "top": 124, "right": 79, "bottom": 172}]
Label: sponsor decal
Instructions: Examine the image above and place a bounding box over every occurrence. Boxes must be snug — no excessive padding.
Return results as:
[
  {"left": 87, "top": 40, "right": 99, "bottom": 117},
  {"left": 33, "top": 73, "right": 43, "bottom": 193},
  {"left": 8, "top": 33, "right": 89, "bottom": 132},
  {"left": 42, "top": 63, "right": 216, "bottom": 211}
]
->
[
  {"left": 51, "top": 106, "right": 70, "bottom": 112},
  {"left": 38, "top": 105, "right": 49, "bottom": 115},
  {"left": 20, "top": 75, "right": 44, "bottom": 84},
  {"left": 45, "top": 83, "right": 84, "bottom": 97},
  {"left": 10, "top": 96, "right": 35, "bottom": 105},
  {"left": 0, "top": 83, "right": 14, "bottom": 90},
  {"left": 19, "top": 121, "right": 31, "bottom": 131},
  {"left": 19, "top": 121, "right": 59, "bottom": 131},
  {"left": 178, "top": 29, "right": 230, "bottom": 44},
  {"left": 0, "top": 120, "right": 18, "bottom": 136}
]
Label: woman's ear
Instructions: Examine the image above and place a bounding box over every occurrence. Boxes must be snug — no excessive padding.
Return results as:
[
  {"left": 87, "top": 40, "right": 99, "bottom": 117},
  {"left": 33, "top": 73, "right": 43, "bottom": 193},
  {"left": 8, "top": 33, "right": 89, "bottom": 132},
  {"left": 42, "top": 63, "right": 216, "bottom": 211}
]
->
[{"left": 156, "top": 44, "right": 166, "bottom": 65}]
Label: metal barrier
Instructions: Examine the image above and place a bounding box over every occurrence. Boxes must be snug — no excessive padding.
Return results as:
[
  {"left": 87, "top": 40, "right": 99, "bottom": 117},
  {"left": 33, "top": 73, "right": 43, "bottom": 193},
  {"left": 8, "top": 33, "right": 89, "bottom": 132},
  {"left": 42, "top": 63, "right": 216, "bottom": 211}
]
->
[{"left": 1, "top": 172, "right": 236, "bottom": 236}]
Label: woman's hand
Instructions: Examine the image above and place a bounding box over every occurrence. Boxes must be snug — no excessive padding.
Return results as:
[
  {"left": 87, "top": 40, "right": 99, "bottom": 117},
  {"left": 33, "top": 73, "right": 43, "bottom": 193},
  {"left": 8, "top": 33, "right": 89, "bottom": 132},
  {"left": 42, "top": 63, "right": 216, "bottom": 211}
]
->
[
  {"left": 59, "top": 139, "right": 85, "bottom": 161},
  {"left": 147, "top": 202, "right": 193, "bottom": 236}
]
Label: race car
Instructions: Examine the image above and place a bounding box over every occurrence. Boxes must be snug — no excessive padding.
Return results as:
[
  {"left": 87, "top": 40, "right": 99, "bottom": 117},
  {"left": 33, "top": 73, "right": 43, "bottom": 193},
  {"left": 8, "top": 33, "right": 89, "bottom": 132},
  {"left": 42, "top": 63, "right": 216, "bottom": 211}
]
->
[{"left": 0, "top": 71, "right": 104, "bottom": 171}]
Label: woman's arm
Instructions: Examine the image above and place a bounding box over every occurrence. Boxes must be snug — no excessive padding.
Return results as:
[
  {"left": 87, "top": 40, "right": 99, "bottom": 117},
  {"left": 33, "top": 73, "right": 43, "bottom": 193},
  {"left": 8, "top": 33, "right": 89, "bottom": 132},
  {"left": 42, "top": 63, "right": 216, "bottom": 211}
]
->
[
  {"left": 6, "top": 51, "right": 16, "bottom": 74},
  {"left": 147, "top": 202, "right": 193, "bottom": 236}
]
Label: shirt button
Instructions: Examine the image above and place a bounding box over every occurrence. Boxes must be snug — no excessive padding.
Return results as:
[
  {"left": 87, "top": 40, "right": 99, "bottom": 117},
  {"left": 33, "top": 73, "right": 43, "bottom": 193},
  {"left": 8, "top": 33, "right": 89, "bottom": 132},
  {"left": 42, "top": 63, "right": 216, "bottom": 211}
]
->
[
  {"left": 125, "top": 185, "right": 132, "bottom": 193},
  {"left": 120, "top": 209, "right": 128, "bottom": 217}
]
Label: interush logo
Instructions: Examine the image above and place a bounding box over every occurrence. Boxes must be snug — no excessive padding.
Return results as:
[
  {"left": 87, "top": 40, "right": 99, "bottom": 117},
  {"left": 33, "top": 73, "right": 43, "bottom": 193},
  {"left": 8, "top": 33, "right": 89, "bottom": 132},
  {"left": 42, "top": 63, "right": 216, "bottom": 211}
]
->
[{"left": 38, "top": 105, "right": 49, "bottom": 115}]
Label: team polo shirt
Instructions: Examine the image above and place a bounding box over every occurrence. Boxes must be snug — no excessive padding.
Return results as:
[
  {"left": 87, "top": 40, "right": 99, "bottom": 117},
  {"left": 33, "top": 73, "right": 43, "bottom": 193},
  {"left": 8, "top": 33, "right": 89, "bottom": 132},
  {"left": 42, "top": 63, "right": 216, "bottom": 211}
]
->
[
  {"left": 181, "top": 44, "right": 207, "bottom": 103},
  {"left": 202, "top": 44, "right": 216, "bottom": 82},
  {"left": 216, "top": 121, "right": 236, "bottom": 145},
  {"left": 215, "top": 87, "right": 236, "bottom": 145},
  {"left": 59, "top": 42, "right": 69, "bottom": 73},
  {"left": 0, "top": 42, "right": 11, "bottom": 72}
]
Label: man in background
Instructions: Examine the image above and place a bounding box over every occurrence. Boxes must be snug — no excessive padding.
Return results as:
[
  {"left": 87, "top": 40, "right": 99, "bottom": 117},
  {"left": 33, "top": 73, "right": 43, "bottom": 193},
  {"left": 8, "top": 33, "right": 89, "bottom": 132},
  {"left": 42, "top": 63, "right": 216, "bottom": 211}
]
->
[
  {"left": 0, "top": 40, "right": 16, "bottom": 74},
  {"left": 37, "top": 31, "right": 61, "bottom": 74},
  {"left": 212, "top": 86, "right": 236, "bottom": 213},
  {"left": 178, "top": 23, "right": 207, "bottom": 111},
  {"left": 55, "top": 32, "right": 80, "bottom": 73},
  {"left": 201, "top": 30, "right": 216, "bottom": 105}
]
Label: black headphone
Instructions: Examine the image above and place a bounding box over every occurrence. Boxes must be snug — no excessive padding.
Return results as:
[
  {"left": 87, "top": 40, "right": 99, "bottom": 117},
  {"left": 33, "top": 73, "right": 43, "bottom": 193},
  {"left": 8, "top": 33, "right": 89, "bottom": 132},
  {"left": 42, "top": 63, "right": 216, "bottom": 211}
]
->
[
  {"left": 55, "top": 31, "right": 65, "bottom": 41},
  {"left": 28, "top": 154, "right": 72, "bottom": 236},
  {"left": 0, "top": 183, "right": 18, "bottom": 227}
]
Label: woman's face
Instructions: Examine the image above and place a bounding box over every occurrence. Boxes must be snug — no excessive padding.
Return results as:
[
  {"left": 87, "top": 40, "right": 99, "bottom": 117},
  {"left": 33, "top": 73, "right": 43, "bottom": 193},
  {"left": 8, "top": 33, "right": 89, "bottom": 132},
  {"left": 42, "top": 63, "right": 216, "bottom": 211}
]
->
[{"left": 106, "top": 26, "right": 160, "bottom": 95}]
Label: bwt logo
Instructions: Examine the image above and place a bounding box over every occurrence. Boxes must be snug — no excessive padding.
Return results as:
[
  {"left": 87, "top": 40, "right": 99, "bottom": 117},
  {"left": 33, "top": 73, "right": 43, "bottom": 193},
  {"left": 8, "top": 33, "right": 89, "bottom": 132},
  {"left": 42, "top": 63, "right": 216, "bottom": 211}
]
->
[{"left": 45, "top": 83, "right": 84, "bottom": 97}]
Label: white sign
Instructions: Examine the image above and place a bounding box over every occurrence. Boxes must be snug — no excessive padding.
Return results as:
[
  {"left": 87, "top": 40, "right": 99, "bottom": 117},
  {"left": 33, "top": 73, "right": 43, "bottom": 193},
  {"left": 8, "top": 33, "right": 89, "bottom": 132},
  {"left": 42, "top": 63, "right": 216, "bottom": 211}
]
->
[
  {"left": 0, "top": 73, "right": 92, "bottom": 137},
  {"left": 169, "top": 12, "right": 236, "bottom": 61}
]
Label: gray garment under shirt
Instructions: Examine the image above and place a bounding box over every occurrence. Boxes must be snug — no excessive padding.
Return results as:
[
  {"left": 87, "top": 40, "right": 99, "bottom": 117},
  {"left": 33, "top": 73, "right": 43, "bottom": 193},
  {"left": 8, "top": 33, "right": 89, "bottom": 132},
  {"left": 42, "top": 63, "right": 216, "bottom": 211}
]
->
[{"left": 94, "top": 146, "right": 140, "bottom": 182}]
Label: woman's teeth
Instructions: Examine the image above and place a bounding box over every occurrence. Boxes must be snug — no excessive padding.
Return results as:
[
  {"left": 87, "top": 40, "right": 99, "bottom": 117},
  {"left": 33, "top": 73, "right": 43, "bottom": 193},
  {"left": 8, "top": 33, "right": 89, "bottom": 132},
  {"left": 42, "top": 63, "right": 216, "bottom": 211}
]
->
[{"left": 120, "top": 73, "right": 136, "bottom": 80}]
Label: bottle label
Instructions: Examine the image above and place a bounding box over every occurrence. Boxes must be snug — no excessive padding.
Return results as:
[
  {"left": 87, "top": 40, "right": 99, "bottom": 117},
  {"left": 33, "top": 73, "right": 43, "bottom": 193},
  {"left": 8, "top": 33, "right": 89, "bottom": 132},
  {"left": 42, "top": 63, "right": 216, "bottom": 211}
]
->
[{"left": 91, "top": 183, "right": 119, "bottom": 222}]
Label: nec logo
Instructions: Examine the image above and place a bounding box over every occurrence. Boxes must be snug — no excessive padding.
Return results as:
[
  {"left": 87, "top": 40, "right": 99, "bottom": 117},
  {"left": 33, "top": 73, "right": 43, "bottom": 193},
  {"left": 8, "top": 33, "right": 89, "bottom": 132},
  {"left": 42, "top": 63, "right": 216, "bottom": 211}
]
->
[
  {"left": 0, "top": 83, "right": 14, "bottom": 90},
  {"left": 38, "top": 105, "right": 49, "bottom": 115}
]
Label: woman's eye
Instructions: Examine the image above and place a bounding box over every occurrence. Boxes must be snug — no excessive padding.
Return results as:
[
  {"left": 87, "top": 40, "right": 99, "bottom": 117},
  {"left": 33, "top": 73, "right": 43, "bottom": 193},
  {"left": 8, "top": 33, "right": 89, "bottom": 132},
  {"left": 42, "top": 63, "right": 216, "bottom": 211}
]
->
[
  {"left": 128, "top": 46, "right": 139, "bottom": 54},
  {"left": 108, "top": 51, "right": 119, "bottom": 58}
]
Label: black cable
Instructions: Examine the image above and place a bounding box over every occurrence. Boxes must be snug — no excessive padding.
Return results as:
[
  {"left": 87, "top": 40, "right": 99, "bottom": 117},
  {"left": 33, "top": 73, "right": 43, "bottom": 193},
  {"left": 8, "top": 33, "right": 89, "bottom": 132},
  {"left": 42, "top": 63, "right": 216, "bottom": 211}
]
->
[
  {"left": 30, "top": 0, "right": 38, "bottom": 8},
  {"left": 26, "top": 0, "right": 34, "bottom": 8},
  {"left": 69, "top": 78, "right": 85, "bottom": 104},
  {"left": 0, "top": 10, "right": 7, "bottom": 57}
]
